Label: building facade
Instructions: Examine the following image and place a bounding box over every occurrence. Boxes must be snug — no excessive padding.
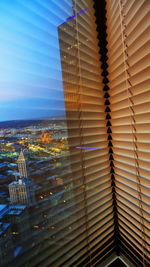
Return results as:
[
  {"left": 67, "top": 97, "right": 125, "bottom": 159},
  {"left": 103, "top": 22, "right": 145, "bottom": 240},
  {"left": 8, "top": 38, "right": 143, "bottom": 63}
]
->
[{"left": 9, "top": 151, "right": 36, "bottom": 206}]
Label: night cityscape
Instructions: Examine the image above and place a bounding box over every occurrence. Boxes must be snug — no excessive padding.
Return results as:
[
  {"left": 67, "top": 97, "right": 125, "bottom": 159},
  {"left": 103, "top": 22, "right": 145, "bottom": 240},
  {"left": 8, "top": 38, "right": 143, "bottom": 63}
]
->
[
  {"left": 0, "top": 0, "right": 77, "bottom": 265},
  {"left": 0, "top": 118, "right": 76, "bottom": 266}
]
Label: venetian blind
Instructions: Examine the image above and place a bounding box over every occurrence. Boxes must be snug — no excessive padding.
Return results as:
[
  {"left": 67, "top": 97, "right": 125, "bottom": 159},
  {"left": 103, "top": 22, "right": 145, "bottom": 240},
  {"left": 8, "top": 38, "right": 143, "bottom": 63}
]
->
[
  {"left": 57, "top": 0, "right": 114, "bottom": 266},
  {"left": 0, "top": 0, "right": 116, "bottom": 266},
  {"left": 106, "top": 0, "right": 150, "bottom": 266}
]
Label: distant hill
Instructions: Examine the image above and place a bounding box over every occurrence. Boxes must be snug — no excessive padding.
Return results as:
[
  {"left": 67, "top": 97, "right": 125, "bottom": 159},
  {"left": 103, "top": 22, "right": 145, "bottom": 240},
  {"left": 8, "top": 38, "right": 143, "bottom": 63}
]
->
[{"left": 0, "top": 117, "right": 66, "bottom": 129}]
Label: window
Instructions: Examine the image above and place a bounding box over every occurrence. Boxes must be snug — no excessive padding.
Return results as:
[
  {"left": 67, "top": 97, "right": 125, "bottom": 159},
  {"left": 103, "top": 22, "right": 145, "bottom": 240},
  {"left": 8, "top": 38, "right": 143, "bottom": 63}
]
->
[{"left": 0, "top": 0, "right": 149, "bottom": 266}]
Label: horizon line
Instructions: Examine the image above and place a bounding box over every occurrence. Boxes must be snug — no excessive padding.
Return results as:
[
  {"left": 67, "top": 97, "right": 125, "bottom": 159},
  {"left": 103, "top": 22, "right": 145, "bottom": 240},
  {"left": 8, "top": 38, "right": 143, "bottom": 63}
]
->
[{"left": 0, "top": 115, "right": 66, "bottom": 123}]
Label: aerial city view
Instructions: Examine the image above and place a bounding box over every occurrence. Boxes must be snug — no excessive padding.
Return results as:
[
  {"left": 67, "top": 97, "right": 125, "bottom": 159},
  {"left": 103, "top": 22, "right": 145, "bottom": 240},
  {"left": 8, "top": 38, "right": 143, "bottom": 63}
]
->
[
  {"left": 0, "top": 118, "right": 76, "bottom": 266},
  {"left": 0, "top": 0, "right": 76, "bottom": 266}
]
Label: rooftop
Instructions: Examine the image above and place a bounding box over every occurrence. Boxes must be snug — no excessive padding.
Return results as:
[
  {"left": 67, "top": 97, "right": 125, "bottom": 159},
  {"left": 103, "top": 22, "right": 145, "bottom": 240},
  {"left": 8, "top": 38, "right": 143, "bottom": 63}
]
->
[
  {"left": 0, "top": 222, "right": 10, "bottom": 235},
  {"left": 9, "top": 180, "right": 26, "bottom": 185},
  {"left": 7, "top": 210, "right": 23, "bottom": 215},
  {"left": 9, "top": 178, "right": 31, "bottom": 186},
  {"left": 0, "top": 204, "right": 27, "bottom": 218},
  {"left": 0, "top": 204, "right": 9, "bottom": 218},
  {"left": 7, "top": 205, "right": 27, "bottom": 216},
  {"left": 10, "top": 205, "right": 26, "bottom": 210},
  {"left": 0, "top": 204, "right": 7, "bottom": 212}
]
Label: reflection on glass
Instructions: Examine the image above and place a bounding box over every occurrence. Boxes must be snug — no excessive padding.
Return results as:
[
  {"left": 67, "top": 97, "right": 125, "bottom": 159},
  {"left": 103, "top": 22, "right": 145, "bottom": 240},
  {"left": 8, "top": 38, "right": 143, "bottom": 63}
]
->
[
  {"left": 0, "top": 0, "right": 76, "bottom": 266},
  {"left": 0, "top": 0, "right": 105, "bottom": 266}
]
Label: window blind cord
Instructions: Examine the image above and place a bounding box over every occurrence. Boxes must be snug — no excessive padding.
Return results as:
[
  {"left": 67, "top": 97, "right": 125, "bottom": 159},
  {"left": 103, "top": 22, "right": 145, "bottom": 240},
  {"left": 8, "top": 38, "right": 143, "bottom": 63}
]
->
[
  {"left": 118, "top": 1, "right": 148, "bottom": 266},
  {"left": 73, "top": 1, "right": 92, "bottom": 265}
]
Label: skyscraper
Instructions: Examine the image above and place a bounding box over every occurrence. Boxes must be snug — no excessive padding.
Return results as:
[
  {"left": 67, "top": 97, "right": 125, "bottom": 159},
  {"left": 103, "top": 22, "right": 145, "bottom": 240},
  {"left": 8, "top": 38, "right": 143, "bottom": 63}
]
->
[
  {"left": 9, "top": 151, "right": 36, "bottom": 207},
  {"left": 17, "top": 150, "right": 28, "bottom": 179}
]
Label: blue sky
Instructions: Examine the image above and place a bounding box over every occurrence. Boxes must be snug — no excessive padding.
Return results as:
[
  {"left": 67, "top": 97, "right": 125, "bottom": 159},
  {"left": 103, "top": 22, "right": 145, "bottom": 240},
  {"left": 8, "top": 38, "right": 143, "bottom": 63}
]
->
[{"left": 0, "top": 0, "right": 73, "bottom": 121}]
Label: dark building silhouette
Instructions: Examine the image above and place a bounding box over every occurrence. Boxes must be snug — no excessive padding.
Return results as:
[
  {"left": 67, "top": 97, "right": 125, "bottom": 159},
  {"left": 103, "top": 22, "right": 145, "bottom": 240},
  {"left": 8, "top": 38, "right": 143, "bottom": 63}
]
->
[{"left": 0, "top": 221, "right": 13, "bottom": 266}]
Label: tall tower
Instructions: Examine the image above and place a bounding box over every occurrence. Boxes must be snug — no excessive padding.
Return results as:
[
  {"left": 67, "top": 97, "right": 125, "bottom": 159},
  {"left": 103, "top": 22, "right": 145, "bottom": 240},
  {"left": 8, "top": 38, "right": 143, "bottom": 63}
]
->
[
  {"left": 9, "top": 151, "right": 36, "bottom": 206},
  {"left": 17, "top": 150, "right": 28, "bottom": 179}
]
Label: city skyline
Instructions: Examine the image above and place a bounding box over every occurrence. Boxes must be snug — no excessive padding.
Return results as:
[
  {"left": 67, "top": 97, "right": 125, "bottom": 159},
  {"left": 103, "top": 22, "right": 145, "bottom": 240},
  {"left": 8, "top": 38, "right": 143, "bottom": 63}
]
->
[{"left": 0, "top": 0, "right": 73, "bottom": 122}]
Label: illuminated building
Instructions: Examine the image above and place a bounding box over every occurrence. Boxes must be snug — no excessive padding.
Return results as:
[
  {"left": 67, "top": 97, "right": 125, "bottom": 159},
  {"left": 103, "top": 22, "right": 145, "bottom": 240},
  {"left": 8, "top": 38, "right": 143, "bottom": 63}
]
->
[
  {"left": 0, "top": 204, "right": 30, "bottom": 264},
  {"left": 9, "top": 151, "right": 36, "bottom": 207},
  {"left": 17, "top": 150, "right": 28, "bottom": 179},
  {"left": 41, "top": 133, "right": 52, "bottom": 143},
  {"left": 4, "top": 205, "right": 30, "bottom": 245}
]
